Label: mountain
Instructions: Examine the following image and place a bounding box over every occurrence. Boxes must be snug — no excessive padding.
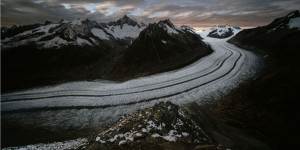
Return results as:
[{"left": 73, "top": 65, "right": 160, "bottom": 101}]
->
[
  {"left": 180, "top": 25, "right": 198, "bottom": 35},
  {"left": 229, "top": 10, "right": 300, "bottom": 54},
  {"left": 109, "top": 20, "right": 212, "bottom": 80},
  {"left": 1, "top": 16, "right": 147, "bottom": 92},
  {"left": 1, "top": 15, "right": 147, "bottom": 49},
  {"left": 102, "top": 15, "right": 147, "bottom": 40},
  {"left": 85, "top": 102, "right": 219, "bottom": 149},
  {"left": 207, "top": 25, "right": 241, "bottom": 38},
  {"left": 217, "top": 10, "right": 300, "bottom": 149}
]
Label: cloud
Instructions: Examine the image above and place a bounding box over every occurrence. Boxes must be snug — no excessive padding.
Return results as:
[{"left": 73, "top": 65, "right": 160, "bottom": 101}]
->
[{"left": 1, "top": 0, "right": 300, "bottom": 29}]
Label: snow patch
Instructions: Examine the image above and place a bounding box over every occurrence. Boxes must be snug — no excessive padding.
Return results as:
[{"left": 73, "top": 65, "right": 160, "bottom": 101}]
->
[
  {"left": 76, "top": 37, "right": 92, "bottom": 46},
  {"left": 289, "top": 17, "right": 300, "bottom": 29},
  {"left": 40, "top": 37, "right": 69, "bottom": 48},
  {"left": 182, "top": 132, "right": 189, "bottom": 137},
  {"left": 61, "top": 19, "right": 71, "bottom": 24},
  {"left": 71, "top": 18, "right": 85, "bottom": 25},
  {"left": 105, "top": 24, "right": 145, "bottom": 39},
  {"left": 166, "top": 25, "right": 178, "bottom": 34},
  {"left": 91, "top": 28, "right": 110, "bottom": 40}
]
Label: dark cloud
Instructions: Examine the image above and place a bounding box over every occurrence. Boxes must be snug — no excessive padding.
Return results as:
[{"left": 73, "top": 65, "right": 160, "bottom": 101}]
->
[{"left": 1, "top": 0, "right": 300, "bottom": 30}]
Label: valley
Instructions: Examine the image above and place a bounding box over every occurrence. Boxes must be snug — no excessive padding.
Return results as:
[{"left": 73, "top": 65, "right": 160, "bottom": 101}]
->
[{"left": 1, "top": 5, "right": 300, "bottom": 149}]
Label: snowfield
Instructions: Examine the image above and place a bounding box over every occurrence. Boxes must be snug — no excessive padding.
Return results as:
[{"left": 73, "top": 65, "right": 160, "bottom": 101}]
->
[{"left": 1, "top": 30, "right": 263, "bottom": 134}]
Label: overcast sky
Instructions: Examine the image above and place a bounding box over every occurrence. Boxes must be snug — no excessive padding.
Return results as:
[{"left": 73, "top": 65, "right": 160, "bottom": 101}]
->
[{"left": 1, "top": 0, "right": 300, "bottom": 30}]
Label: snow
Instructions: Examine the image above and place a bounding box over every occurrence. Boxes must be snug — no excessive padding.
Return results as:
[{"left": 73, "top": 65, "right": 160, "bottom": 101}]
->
[
  {"left": 15, "top": 24, "right": 59, "bottom": 37},
  {"left": 142, "top": 128, "right": 148, "bottom": 132},
  {"left": 136, "top": 133, "right": 142, "bottom": 136},
  {"left": 61, "top": 19, "right": 71, "bottom": 24},
  {"left": 71, "top": 18, "right": 85, "bottom": 25},
  {"left": 105, "top": 24, "right": 146, "bottom": 39},
  {"left": 152, "top": 133, "right": 161, "bottom": 138},
  {"left": 180, "top": 25, "right": 195, "bottom": 33},
  {"left": 151, "top": 130, "right": 178, "bottom": 142},
  {"left": 3, "top": 138, "right": 87, "bottom": 150},
  {"left": 166, "top": 25, "right": 178, "bottom": 34},
  {"left": 2, "top": 23, "right": 61, "bottom": 48},
  {"left": 119, "top": 140, "right": 126, "bottom": 145},
  {"left": 90, "top": 37, "right": 98, "bottom": 44},
  {"left": 210, "top": 25, "right": 233, "bottom": 36},
  {"left": 289, "top": 17, "right": 300, "bottom": 29},
  {"left": 91, "top": 28, "right": 110, "bottom": 40},
  {"left": 40, "top": 37, "right": 70, "bottom": 48},
  {"left": 38, "top": 24, "right": 59, "bottom": 33},
  {"left": 182, "top": 132, "right": 189, "bottom": 137},
  {"left": 76, "top": 37, "right": 92, "bottom": 45}
]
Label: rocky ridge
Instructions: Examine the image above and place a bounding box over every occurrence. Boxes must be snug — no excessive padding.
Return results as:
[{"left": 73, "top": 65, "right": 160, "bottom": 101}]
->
[{"left": 85, "top": 102, "right": 218, "bottom": 150}]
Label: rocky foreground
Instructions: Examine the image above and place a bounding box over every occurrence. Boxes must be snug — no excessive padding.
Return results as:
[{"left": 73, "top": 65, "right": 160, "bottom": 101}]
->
[
  {"left": 84, "top": 102, "right": 218, "bottom": 150},
  {"left": 80, "top": 102, "right": 269, "bottom": 150},
  {"left": 4, "top": 102, "right": 271, "bottom": 150}
]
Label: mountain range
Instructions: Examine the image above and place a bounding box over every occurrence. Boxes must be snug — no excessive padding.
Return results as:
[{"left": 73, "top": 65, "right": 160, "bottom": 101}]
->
[
  {"left": 2, "top": 10, "right": 300, "bottom": 150},
  {"left": 1, "top": 16, "right": 212, "bottom": 92},
  {"left": 1, "top": 15, "right": 147, "bottom": 48}
]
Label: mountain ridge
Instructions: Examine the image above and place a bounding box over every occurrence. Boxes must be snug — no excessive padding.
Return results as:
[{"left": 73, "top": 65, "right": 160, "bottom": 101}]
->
[
  {"left": 217, "top": 10, "right": 300, "bottom": 149},
  {"left": 1, "top": 15, "right": 147, "bottom": 49},
  {"left": 108, "top": 19, "right": 212, "bottom": 80}
]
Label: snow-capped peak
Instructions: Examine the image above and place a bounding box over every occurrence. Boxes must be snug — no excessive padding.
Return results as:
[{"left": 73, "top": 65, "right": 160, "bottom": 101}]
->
[
  {"left": 108, "top": 15, "right": 146, "bottom": 28},
  {"left": 71, "top": 18, "right": 86, "bottom": 25},
  {"left": 180, "top": 25, "right": 196, "bottom": 34},
  {"left": 60, "top": 19, "right": 71, "bottom": 24},
  {"left": 156, "top": 19, "right": 182, "bottom": 34},
  {"left": 103, "top": 15, "right": 147, "bottom": 39},
  {"left": 158, "top": 19, "right": 175, "bottom": 29},
  {"left": 207, "top": 25, "right": 241, "bottom": 38}
]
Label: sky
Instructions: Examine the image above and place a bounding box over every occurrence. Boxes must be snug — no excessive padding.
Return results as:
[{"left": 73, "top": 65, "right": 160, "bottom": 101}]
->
[{"left": 1, "top": 0, "right": 300, "bottom": 30}]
